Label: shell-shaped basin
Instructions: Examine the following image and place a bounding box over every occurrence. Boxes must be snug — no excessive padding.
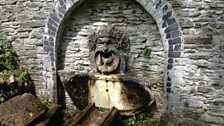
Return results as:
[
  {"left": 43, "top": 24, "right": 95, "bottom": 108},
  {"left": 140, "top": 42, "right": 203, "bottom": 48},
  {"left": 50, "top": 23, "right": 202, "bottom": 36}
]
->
[{"left": 63, "top": 74, "right": 154, "bottom": 116}]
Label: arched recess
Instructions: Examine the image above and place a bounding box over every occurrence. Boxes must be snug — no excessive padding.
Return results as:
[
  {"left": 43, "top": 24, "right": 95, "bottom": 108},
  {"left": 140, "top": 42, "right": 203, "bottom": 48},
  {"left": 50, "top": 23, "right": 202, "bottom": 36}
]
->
[{"left": 42, "top": 0, "right": 183, "bottom": 108}]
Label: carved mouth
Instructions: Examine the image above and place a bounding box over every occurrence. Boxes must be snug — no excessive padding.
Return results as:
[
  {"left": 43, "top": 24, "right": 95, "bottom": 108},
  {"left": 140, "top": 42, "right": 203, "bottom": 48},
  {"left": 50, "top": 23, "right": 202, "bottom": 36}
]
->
[
  {"left": 102, "top": 52, "right": 112, "bottom": 59},
  {"left": 101, "top": 52, "right": 113, "bottom": 65},
  {"left": 95, "top": 51, "right": 120, "bottom": 74}
]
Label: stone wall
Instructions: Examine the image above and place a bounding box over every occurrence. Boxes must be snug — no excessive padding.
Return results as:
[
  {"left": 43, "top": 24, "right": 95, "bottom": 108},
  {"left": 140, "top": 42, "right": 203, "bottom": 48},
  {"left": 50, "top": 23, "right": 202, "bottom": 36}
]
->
[
  {"left": 0, "top": 0, "right": 54, "bottom": 97},
  {"left": 167, "top": 0, "right": 224, "bottom": 125},
  {"left": 1, "top": 0, "right": 224, "bottom": 125}
]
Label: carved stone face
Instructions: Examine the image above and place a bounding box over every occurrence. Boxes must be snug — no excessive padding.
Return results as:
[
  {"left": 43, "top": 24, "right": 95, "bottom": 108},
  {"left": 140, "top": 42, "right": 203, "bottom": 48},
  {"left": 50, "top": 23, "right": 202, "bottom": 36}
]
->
[
  {"left": 94, "top": 36, "right": 120, "bottom": 74},
  {"left": 89, "top": 25, "right": 129, "bottom": 74}
]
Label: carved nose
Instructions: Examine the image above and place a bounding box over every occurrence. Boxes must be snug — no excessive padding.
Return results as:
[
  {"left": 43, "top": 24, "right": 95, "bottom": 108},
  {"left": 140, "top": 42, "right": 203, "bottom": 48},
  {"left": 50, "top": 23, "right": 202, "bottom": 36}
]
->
[
  {"left": 103, "top": 44, "right": 109, "bottom": 52},
  {"left": 104, "top": 48, "right": 109, "bottom": 52}
]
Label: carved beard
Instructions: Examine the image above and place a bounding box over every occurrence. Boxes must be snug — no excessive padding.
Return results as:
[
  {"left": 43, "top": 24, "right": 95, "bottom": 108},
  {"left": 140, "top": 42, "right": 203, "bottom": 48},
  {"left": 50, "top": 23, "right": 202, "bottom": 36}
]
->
[{"left": 95, "top": 51, "right": 120, "bottom": 74}]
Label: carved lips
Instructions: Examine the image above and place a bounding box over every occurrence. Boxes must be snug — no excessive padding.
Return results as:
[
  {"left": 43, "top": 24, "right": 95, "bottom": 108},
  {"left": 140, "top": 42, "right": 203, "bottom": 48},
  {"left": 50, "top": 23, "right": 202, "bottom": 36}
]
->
[{"left": 95, "top": 51, "right": 120, "bottom": 74}]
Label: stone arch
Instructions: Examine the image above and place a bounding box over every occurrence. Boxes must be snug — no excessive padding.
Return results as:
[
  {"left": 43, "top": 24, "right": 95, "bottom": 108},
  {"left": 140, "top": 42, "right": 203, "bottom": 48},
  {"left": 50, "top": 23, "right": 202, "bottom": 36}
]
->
[{"left": 43, "top": 0, "right": 183, "bottom": 102}]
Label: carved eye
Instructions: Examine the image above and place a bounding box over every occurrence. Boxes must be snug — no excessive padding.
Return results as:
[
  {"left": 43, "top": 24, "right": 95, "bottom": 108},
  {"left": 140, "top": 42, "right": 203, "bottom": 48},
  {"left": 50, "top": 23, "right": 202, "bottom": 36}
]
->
[{"left": 107, "top": 39, "right": 112, "bottom": 44}]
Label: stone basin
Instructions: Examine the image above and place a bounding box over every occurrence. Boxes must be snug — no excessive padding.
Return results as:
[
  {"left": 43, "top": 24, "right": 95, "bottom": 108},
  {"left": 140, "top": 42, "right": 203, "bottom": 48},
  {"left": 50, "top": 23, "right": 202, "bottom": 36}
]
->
[{"left": 63, "top": 73, "right": 154, "bottom": 116}]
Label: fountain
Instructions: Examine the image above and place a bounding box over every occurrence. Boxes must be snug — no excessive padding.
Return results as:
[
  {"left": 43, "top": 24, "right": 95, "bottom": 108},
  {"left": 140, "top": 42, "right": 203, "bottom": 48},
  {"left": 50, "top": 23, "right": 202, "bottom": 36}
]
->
[{"left": 61, "top": 25, "right": 154, "bottom": 124}]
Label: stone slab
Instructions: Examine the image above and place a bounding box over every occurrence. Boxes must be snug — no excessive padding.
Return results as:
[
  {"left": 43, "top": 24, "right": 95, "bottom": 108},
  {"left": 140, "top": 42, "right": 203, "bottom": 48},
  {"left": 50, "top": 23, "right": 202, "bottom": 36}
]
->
[{"left": 0, "top": 93, "right": 48, "bottom": 126}]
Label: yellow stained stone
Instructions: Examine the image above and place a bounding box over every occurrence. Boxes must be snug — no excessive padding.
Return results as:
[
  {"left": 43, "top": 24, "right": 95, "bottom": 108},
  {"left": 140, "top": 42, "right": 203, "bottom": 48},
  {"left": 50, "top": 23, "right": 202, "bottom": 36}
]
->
[{"left": 89, "top": 75, "right": 122, "bottom": 109}]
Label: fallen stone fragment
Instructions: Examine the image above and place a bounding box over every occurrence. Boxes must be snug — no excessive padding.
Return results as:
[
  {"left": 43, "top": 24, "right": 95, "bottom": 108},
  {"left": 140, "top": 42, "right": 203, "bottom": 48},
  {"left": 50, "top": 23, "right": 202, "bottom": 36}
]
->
[{"left": 0, "top": 93, "right": 48, "bottom": 126}]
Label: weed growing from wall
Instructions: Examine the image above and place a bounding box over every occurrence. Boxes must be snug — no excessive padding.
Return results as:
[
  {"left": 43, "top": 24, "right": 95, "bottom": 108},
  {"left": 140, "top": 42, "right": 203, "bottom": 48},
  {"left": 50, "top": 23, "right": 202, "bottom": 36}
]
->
[{"left": 143, "top": 48, "right": 152, "bottom": 59}]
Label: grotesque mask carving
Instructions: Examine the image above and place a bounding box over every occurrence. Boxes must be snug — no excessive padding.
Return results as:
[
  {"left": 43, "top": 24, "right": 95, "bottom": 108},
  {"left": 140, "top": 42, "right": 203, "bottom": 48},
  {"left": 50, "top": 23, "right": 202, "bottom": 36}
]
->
[{"left": 89, "top": 25, "right": 129, "bottom": 74}]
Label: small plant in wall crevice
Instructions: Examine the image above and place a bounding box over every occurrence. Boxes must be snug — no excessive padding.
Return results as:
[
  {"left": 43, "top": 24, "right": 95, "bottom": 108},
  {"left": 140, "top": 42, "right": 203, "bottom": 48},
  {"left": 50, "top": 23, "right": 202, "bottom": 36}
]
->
[{"left": 143, "top": 47, "right": 152, "bottom": 59}]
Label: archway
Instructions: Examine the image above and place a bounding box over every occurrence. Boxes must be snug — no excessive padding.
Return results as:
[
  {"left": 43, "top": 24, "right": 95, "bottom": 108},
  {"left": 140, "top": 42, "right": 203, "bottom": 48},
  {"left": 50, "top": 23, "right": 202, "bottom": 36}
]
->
[{"left": 43, "top": 0, "right": 183, "bottom": 120}]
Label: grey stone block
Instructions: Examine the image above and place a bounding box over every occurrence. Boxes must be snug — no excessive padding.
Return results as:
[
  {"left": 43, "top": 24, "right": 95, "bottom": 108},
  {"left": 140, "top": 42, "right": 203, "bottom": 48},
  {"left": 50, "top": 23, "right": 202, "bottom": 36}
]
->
[
  {"left": 168, "top": 51, "right": 181, "bottom": 58},
  {"left": 164, "top": 23, "right": 178, "bottom": 33},
  {"left": 168, "top": 37, "right": 181, "bottom": 45},
  {"left": 163, "top": 11, "right": 172, "bottom": 20},
  {"left": 50, "top": 13, "right": 60, "bottom": 24},
  {"left": 174, "top": 44, "right": 181, "bottom": 51},
  {"left": 197, "top": 87, "right": 213, "bottom": 93}
]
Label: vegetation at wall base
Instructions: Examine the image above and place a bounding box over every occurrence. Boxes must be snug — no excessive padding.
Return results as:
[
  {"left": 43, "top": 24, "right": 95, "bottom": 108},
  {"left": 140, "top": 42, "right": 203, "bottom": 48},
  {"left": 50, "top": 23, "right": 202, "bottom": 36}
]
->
[
  {"left": 0, "top": 32, "right": 35, "bottom": 104},
  {"left": 123, "top": 113, "right": 162, "bottom": 126}
]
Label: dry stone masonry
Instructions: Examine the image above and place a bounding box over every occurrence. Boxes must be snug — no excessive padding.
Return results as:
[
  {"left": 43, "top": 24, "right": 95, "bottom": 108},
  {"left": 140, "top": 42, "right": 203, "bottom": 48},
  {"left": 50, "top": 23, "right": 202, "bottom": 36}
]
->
[
  {"left": 1, "top": 0, "right": 224, "bottom": 125},
  {"left": 0, "top": 0, "right": 54, "bottom": 98}
]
